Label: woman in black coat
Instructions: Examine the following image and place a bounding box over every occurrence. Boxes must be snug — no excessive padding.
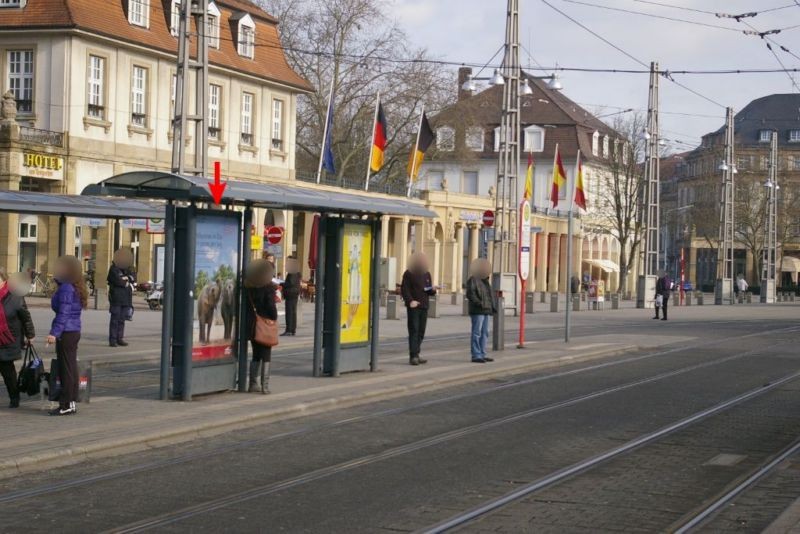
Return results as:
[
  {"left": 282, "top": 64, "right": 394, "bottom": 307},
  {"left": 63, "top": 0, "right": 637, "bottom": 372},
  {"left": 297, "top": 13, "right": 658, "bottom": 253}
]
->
[
  {"left": 282, "top": 257, "right": 301, "bottom": 336},
  {"left": 0, "top": 268, "right": 35, "bottom": 408},
  {"left": 107, "top": 248, "right": 135, "bottom": 347},
  {"left": 244, "top": 259, "right": 278, "bottom": 394}
]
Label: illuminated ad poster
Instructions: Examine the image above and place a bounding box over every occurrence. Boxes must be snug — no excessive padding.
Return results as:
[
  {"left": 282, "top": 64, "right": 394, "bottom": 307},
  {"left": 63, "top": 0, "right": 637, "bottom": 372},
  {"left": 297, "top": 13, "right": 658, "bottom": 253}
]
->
[
  {"left": 340, "top": 223, "right": 372, "bottom": 345},
  {"left": 193, "top": 214, "right": 240, "bottom": 361}
]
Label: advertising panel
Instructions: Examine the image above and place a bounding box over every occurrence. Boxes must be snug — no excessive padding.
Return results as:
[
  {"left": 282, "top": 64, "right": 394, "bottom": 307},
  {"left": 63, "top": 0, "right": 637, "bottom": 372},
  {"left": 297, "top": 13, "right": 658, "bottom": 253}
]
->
[
  {"left": 192, "top": 215, "right": 239, "bottom": 362},
  {"left": 340, "top": 223, "right": 372, "bottom": 345}
]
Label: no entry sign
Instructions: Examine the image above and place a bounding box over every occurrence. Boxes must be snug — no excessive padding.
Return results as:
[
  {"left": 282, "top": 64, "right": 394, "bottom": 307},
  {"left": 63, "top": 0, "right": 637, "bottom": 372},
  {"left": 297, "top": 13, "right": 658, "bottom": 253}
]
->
[
  {"left": 265, "top": 226, "right": 284, "bottom": 245},
  {"left": 482, "top": 210, "right": 495, "bottom": 227}
]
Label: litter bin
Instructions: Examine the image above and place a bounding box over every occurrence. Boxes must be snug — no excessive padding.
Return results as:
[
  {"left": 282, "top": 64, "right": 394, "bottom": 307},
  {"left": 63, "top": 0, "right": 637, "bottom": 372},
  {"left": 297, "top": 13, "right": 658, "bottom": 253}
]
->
[
  {"left": 429, "top": 295, "right": 440, "bottom": 318},
  {"left": 746, "top": 291, "right": 752, "bottom": 303},
  {"left": 525, "top": 292, "right": 535, "bottom": 314},
  {"left": 539, "top": 291, "right": 547, "bottom": 304},
  {"left": 611, "top": 293, "right": 620, "bottom": 310},
  {"left": 386, "top": 294, "right": 399, "bottom": 320},
  {"left": 550, "top": 293, "right": 558, "bottom": 312},
  {"left": 573, "top": 295, "right": 581, "bottom": 311},
  {"left": 696, "top": 291, "right": 704, "bottom": 305},
  {"left": 685, "top": 292, "right": 692, "bottom": 306}
]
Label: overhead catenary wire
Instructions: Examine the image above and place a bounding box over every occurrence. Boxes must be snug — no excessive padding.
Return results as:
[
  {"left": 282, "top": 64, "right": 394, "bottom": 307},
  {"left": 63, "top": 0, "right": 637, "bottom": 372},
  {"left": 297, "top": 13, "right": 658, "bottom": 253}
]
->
[{"left": 632, "top": 0, "right": 800, "bottom": 18}]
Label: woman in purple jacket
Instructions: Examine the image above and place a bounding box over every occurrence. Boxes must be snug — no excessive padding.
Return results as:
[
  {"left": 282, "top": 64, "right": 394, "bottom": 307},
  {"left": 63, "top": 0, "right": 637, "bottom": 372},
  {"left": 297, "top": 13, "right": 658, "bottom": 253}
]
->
[{"left": 46, "top": 256, "right": 88, "bottom": 416}]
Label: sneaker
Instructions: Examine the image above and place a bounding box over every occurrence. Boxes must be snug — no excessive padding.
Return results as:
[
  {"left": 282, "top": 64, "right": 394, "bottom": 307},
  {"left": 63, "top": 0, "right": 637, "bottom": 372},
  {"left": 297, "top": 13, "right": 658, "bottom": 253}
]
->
[
  {"left": 9, "top": 397, "right": 19, "bottom": 409},
  {"left": 49, "top": 403, "right": 76, "bottom": 416},
  {"left": 117, "top": 340, "right": 129, "bottom": 347},
  {"left": 483, "top": 357, "right": 495, "bottom": 362}
]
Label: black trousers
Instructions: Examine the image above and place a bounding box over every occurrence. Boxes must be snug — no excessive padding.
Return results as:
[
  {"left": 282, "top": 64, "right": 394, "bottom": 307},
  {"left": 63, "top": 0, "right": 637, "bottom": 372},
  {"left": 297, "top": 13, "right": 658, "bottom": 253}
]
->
[
  {"left": 251, "top": 340, "right": 272, "bottom": 363},
  {"left": 109, "top": 305, "right": 127, "bottom": 343},
  {"left": 285, "top": 297, "right": 298, "bottom": 334},
  {"left": 655, "top": 295, "right": 669, "bottom": 319},
  {"left": 407, "top": 307, "right": 428, "bottom": 361},
  {"left": 0, "top": 360, "right": 19, "bottom": 400},
  {"left": 56, "top": 331, "right": 80, "bottom": 408}
]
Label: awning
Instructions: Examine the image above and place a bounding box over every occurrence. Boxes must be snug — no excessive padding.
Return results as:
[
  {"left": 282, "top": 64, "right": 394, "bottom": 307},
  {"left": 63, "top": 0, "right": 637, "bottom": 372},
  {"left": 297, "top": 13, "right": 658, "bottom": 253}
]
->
[
  {"left": 586, "top": 258, "right": 620, "bottom": 273},
  {"left": 781, "top": 256, "right": 800, "bottom": 273},
  {"left": 0, "top": 190, "right": 164, "bottom": 218},
  {"left": 82, "top": 171, "right": 436, "bottom": 218}
]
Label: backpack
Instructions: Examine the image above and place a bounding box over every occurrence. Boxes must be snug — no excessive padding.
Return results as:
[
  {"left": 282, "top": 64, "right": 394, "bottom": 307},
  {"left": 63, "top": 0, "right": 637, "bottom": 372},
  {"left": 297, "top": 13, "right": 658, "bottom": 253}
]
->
[{"left": 17, "top": 344, "right": 45, "bottom": 397}]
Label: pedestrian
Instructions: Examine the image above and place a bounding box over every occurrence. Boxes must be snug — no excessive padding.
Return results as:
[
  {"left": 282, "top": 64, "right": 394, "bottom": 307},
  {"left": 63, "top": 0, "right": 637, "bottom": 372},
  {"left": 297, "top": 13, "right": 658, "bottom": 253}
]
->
[
  {"left": 244, "top": 259, "right": 278, "bottom": 393},
  {"left": 0, "top": 268, "right": 35, "bottom": 408},
  {"left": 107, "top": 248, "right": 135, "bottom": 347},
  {"left": 282, "top": 257, "right": 301, "bottom": 336},
  {"left": 401, "top": 252, "right": 436, "bottom": 366},
  {"left": 653, "top": 270, "right": 672, "bottom": 321},
  {"left": 736, "top": 275, "right": 749, "bottom": 295},
  {"left": 465, "top": 258, "right": 496, "bottom": 363},
  {"left": 47, "top": 255, "right": 88, "bottom": 416}
]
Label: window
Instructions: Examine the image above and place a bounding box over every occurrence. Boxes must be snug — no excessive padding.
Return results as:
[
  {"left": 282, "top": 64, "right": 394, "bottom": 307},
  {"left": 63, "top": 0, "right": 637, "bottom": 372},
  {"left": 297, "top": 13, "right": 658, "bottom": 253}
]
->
[
  {"left": 602, "top": 135, "right": 609, "bottom": 158},
  {"left": 425, "top": 170, "right": 444, "bottom": 191},
  {"left": 240, "top": 92, "right": 254, "bottom": 145},
  {"left": 170, "top": 0, "right": 180, "bottom": 36},
  {"left": 169, "top": 73, "right": 177, "bottom": 117},
  {"left": 7, "top": 50, "right": 33, "bottom": 113},
  {"left": 130, "top": 66, "right": 147, "bottom": 127},
  {"left": 737, "top": 156, "right": 749, "bottom": 170},
  {"left": 523, "top": 125, "right": 544, "bottom": 152},
  {"left": 759, "top": 155, "right": 767, "bottom": 170},
  {"left": 207, "top": 3, "right": 221, "bottom": 48},
  {"left": 465, "top": 127, "right": 483, "bottom": 151},
  {"left": 592, "top": 131, "right": 599, "bottom": 157},
  {"left": 19, "top": 221, "right": 37, "bottom": 239},
  {"left": 208, "top": 84, "right": 221, "bottom": 140},
  {"left": 236, "top": 15, "right": 255, "bottom": 58},
  {"left": 462, "top": 171, "right": 479, "bottom": 195},
  {"left": 759, "top": 130, "right": 772, "bottom": 143},
  {"left": 271, "top": 99, "right": 283, "bottom": 150},
  {"left": 0, "top": 0, "right": 23, "bottom": 6},
  {"left": 494, "top": 126, "right": 510, "bottom": 152},
  {"left": 87, "top": 55, "right": 105, "bottom": 119},
  {"left": 128, "top": 0, "right": 149, "bottom": 27},
  {"left": 436, "top": 126, "right": 455, "bottom": 151},
  {"left": 790, "top": 129, "right": 800, "bottom": 143}
]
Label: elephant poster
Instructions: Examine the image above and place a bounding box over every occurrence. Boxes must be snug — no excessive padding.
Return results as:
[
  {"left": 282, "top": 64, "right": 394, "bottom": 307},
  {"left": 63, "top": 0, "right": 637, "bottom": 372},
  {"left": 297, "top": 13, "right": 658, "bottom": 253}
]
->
[
  {"left": 340, "top": 223, "right": 372, "bottom": 345},
  {"left": 192, "top": 215, "right": 239, "bottom": 361}
]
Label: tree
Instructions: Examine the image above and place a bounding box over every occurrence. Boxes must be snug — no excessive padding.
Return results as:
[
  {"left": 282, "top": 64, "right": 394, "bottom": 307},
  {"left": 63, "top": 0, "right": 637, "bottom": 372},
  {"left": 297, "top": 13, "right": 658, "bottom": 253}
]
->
[{"left": 259, "top": 0, "right": 453, "bottom": 190}]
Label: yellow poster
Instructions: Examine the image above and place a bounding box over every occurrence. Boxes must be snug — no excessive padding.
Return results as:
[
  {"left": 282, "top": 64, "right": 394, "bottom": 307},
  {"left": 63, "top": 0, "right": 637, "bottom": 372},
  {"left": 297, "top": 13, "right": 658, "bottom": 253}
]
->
[{"left": 340, "top": 223, "right": 372, "bottom": 344}]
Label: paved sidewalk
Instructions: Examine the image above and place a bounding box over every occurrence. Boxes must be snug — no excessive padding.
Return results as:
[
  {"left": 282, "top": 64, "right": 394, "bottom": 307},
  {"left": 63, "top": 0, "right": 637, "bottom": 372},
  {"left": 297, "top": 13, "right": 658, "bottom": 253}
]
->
[{"left": 766, "top": 496, "right": 800, "bottom": 533}]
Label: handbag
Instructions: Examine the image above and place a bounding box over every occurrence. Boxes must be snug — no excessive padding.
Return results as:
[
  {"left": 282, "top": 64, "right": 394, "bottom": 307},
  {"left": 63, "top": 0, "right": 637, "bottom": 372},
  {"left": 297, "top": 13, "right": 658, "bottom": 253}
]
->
[
  {"left": 124, "top": 306, "right": 134, "bottom": 321},
  {"left": 17, "top": 344, "right": 44, "bottom": 397},
  {"left": 655, "top": 294, "right": 664, "bottom": 307},
  {"left": 249, "top": 293, "right": 279, "bottom": 347}
]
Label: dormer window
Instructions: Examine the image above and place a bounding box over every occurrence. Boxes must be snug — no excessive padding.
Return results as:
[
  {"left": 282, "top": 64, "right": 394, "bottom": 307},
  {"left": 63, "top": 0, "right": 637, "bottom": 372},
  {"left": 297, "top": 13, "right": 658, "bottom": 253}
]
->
[
  {"left": 436, "top": 126, "right": 455, "bottom": 151},
  {"left": 494, "top": 126, "right": 510, "bottom": 152},
  {"left": 465, "top": 127, "right": 484, "bottom": 151},
  {"left": 128, "top": 0, "right": 149, "bottom": 27},
  {"left": 789, "top": 129, "right": 800, "bottom": 143},
  {"left": 592, "top": 131, "right": 599, "bottom": 156},
  {"left": 602, "top": 135, "right": 609, "bottom": 158},
  {"left": 207, "top": 3, "right": 221, "bottom": 48},
  {"left": 233, "top": 13, "right": 255, "bottom": 58},
  {"left": 523, "top": 125, "right": 544, "bottom": 152},
  {"left": 0, "top": 0, "right": 24, "bottom": 6},
  {"left": 759, "top": 129, "right": 772, "bottom": 143}
]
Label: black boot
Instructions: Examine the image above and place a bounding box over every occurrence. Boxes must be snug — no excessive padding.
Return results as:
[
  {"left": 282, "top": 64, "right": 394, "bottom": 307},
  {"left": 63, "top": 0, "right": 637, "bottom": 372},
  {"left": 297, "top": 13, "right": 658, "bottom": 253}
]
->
[
  {"left": 9, "top": 397, "right": 19, "bottom": 409},
  {"left": 248, "top": 360, "right": 261, "bottom": 393},
  {"left": 260, "top": 362, "right": 270, "bottom": 394}
]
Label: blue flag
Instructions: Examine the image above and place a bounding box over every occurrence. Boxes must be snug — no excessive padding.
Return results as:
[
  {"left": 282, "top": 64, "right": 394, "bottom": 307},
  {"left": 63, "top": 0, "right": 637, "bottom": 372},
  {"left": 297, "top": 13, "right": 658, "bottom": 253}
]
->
[{"left": 322, "top": 99, "right": 335, "bottom": 175}]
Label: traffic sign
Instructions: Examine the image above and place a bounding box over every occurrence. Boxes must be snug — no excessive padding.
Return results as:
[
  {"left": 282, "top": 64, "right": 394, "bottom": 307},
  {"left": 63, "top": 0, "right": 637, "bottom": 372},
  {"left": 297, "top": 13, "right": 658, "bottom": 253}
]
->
[
  {"left": 518, "top": 200, "right": 531, "bottom": 281},
  {"left": 482, "top": 210, "right": 495, "bottom": 227},
  {"left": 265, "top": 226, "right": 284, "bottom": 245}
]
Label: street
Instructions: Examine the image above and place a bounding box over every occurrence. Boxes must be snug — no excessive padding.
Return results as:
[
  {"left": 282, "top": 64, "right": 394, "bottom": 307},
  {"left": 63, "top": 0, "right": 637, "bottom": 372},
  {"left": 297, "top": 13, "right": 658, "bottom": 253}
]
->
[{"left": 1, "top": 306, "right": 800, "bottom": 532}]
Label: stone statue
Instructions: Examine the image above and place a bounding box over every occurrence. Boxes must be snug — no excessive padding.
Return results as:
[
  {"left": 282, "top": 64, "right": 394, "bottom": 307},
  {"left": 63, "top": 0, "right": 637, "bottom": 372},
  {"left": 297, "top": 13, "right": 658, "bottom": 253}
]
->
[
  {"left": 488, "top": 185, "right": 495, "bottom": 198},
  {"left": 440, "top": 178, "right": 448, "bottom": 191},
  {"left": 1, "top": 91, "right": 17, "bottom": 122}
]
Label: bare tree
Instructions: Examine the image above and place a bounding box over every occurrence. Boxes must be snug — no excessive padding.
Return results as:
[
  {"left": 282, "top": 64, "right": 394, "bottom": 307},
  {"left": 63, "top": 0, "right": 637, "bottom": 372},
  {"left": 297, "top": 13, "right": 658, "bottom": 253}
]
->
[{"left": 259, "top": 0, "right": 452, "bottom": 189}]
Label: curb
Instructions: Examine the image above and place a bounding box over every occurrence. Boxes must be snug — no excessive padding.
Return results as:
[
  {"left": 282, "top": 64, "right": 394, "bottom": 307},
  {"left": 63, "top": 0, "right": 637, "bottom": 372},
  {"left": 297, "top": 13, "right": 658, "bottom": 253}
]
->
[{"left": 0, "top": 343, "right": 637, "bottom": 479}]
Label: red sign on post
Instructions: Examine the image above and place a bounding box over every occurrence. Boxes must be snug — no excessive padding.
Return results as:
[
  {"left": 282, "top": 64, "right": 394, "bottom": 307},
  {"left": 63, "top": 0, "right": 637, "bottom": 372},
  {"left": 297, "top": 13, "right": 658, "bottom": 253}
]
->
[
  {"left": 266, "top": 226, "right": 284, "bottom": 245},
  {"left": 482, "top": 210, "right": 495, "bottom": 227}
]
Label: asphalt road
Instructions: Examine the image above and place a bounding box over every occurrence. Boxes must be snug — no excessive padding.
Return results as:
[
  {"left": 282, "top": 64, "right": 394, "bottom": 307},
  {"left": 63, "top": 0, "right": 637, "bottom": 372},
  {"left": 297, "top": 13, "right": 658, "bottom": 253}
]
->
[{"left": 2, "top": 313, "right": 800, "bottom": 533}]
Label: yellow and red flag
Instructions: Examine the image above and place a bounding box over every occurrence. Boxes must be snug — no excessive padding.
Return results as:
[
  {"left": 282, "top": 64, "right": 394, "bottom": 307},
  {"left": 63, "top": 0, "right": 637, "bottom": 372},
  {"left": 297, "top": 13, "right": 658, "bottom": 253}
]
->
[
  {"left": 370, "top": 101, "right": 387, "bottom": 172},
  {"left": 523, "top": 151, "right": 534, "bottom": 200},
  {"left": 574, "top": 151, "right": 587, "bottom": 211},
  {"left": 550, "top": 145, "right": 567, "bottom": 208}
]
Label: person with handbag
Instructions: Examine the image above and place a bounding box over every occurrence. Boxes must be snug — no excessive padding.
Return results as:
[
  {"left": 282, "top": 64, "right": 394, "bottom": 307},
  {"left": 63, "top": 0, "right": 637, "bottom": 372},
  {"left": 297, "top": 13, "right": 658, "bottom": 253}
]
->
[
  {"left": 653, "top": 270, "right": 672, "bottom": 321},
  {"left": 0, "top": 268, "right": 35, "bottom": 408},
  {"left": 107, "top": 248, "right": 135, "bottom": 347},
  {"left": 400, "top": 252, "right": 437, "bottom": 366},
  {"left": 465, "top": 258, "right": 496, "bottom": 364},
  {"left": 47, "top": 256, "right": 88, "bottom": 416},
  {"left": 282, "top": 257, "right": 301, "bottom": 337},
  {"left": 244, "top": 259, "right": 278, "bottom": 394}
]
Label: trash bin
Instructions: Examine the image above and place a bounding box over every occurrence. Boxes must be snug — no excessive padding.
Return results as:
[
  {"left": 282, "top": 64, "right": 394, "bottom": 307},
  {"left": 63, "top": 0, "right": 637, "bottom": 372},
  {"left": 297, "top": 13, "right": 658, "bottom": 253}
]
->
[
  {"left": 525, "top": 292, "right": 535, "bottom": 314},
  {"left": 672, "top": 293, "right": 680, "bottom": 307},
  {"left": 550, "top": 293, "right": 558, "bottom": 312},
  {"left": 685, "top": 292, "right": 692, "bottom": 306},
  {"left": 386, "top": 294, "right": 399, "bottom": 320},
  {"left": 696, "top": 291, "right": 704, "bottom": 305},
  {"left": 746, "top": 291, "right": 752, "bottom": 303},
  {"left": 539, "top": 291, "right": 547, "bottom": 304},
  {"left": 429, "top": 295, "right": 440, "bottom": 318},
  {"left": 611, "top": 293, "right": 620, "bottom": 310},
  {"left": 450, "top": 292, "right": 460, "bottom": 305},
  {"left": 573, "top": 295, "right": 581, "bottom": 311}
]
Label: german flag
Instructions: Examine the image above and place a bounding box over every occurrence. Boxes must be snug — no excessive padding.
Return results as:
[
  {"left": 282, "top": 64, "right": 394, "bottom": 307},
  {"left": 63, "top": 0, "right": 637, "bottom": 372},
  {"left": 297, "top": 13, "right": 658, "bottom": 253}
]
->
[
  {"left": 370, "top": 102, "right": 387, "bottom": 172},
  {"left": 407, "top": 112, "right": 434, "bottom": 182}
]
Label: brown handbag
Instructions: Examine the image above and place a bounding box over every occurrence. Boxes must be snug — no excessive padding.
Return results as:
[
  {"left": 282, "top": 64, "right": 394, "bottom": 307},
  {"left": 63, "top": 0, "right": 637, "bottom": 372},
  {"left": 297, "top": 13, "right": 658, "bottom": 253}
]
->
[{"left": 249, "top": 293, "right": 279, "bottom": 347}]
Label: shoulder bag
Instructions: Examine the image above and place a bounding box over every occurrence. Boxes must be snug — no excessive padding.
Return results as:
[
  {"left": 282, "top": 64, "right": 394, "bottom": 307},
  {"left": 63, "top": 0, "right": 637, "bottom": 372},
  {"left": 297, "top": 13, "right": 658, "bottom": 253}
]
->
[{"left": 249, "top": 292, "right": 279, "bottom": 347}]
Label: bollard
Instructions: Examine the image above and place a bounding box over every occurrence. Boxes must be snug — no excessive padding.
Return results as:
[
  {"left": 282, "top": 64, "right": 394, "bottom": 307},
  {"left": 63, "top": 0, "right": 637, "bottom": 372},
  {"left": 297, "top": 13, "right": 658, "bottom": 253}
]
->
[
  {"left": 492, "top": 296, "right": 505, "bottom": 351},
  {"left": 791, "top": 293, "right": 796, "bottom": 302},
  {"left": 380, "top": 291, "right": 388, "bottom": 307},
  {"left": 539, "top": 291, "right": 547, "bottom": 304},
  {"left": 450, "top": 292, "right": 460, "bottom": 305},
  {"left": 386, "top": 294, "right": 399, "bottom": 320},
  {"left": 550, "top": 293, "right": 559, "bottom": 312},
  {"left": 573, "top": 295, "right": 581, "bottom": 312},
  {"left": 462, "top": 296, "right": 469, "bottom": 316},
  {"left": 746, "top": 291, "right": 752, "bottom": 304},
  {"left": 673, "top": 293, "right": 680, "bottom": 307},
  {"left": 94, "top": 288, "right": 108, "bottom": 310},
  {"left": 685, "top": 292, "right": 692, "bottom": 306},
  {"left": 737, "top": 293, "right": 744, "bottom": 304},
  {"left": 611, "top": 293, "right": 620, "bottom": 310},
  {"left": 696, "top": 292, "right": 704, "bottom": 305},
  {"left": 525, "top": 292, "right": 535, "bottom": 315},
  {"left": 428, "top": 295, "right": 440, "bottom": 318}
]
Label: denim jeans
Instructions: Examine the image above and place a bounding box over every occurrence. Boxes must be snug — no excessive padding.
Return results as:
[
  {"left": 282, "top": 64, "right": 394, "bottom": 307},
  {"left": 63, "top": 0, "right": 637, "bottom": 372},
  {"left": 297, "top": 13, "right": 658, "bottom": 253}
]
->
[{"left": 470, "top": 314, "right": 490, "bottom": 360}]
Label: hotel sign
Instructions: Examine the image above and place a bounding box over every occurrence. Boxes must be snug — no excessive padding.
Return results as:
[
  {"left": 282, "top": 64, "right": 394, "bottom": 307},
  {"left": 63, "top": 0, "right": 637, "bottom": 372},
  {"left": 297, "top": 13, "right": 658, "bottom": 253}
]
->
[{"left": 20, "top": 152, "right": 64, "bottom": 181}]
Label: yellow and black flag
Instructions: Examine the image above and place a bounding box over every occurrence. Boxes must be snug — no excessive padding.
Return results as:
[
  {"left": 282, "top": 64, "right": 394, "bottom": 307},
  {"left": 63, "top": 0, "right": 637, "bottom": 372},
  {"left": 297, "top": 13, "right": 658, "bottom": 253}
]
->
[{"left": 407, "top": 112, "right": 434, "bottom": 182}]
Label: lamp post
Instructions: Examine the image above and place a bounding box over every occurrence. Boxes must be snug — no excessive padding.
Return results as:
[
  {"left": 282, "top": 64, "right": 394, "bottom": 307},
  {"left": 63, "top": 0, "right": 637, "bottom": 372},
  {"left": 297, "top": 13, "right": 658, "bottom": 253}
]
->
[
  {"left": 761, "top": 130, "right": 778, "bottom": 303},
  {"left": 715, "top": 107, "right": 737, "bottom": 305}
]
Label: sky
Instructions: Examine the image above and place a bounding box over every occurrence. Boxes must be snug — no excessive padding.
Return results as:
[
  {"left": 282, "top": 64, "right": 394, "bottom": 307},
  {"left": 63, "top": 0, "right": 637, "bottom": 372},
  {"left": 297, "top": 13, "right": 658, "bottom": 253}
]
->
[{"left": 392, "top": 0, "right": 800, "bottom": 153}]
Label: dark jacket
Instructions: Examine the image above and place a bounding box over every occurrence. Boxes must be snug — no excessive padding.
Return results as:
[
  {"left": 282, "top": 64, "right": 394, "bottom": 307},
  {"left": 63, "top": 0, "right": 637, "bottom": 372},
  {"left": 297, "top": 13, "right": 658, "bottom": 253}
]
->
[
  {"left": 283, "top": 273, "right": 301, "bottom": 300},
  {"left": 0, "top": 292, "right": 35, "bottom": 362},
  {"left": 245, "top": 285, "right": 278, "bottom": 342},
  {"left": 50, "top": 281, "right": 82, "bottom": 338},
  {"left": 656, "top": 276, "right": 672, "bottom": 298},
  {"left": 400, "top": 270, "right": 436, "bottom": 309},
  {"left": 107, "top": 263, "right": 135, "bottom": 307},
  {"left": 466, "top": 276, "right": 496, "bottom": 315}
]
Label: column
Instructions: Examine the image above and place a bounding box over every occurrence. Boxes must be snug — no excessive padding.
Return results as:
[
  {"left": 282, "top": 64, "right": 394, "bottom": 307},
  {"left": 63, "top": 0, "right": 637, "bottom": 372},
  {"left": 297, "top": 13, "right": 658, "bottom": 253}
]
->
[
  {"left": 547, "top": 233, "right": 561, "bottom": 293},
  {"left": 393, "top": 217, "right": 409, "bottom": 285},
  {"left": 688, "top": 245, "right": 698, "bottom": 287},
  {"left": 0, "top": 115, "right": 21, "bottom": 273},
  {"left": 454, "top": 224, "right": 465, "bottom": 292},
  {"left": 380, "top": 215, "right": 390, "bottom": 258},
  {"left": 535, "top": 231, "right": 547, "bottom": 293},
  {"left": 468, "top": 224, "right": 479, "bottom": 262},
  {"left": 558, "top": 234, "right": 568, "bottom": 293}
]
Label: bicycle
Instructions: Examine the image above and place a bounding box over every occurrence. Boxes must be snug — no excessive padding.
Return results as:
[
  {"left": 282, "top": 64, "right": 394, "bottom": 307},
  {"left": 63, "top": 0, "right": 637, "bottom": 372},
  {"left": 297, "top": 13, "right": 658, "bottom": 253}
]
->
[{"left": 29, "top": 272, "right": 56, "bottom": 297}]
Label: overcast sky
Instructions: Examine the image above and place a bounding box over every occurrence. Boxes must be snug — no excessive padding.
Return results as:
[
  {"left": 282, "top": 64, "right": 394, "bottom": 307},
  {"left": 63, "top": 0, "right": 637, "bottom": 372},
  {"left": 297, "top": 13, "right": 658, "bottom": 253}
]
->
[{"left": 392, "top": 0, "right": 800, "bottom": 153}]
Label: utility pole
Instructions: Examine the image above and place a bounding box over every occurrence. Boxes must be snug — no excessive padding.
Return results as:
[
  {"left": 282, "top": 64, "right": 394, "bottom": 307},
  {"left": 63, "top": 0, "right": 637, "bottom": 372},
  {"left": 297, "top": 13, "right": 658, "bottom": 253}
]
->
[
  {"left": 492, "top": 0, "right": 521, "bottom": 351},
  {"left": 172, "top": 0, "right": 209, "bottom": 176},
  {"left": 761, "top": 130, "right": 778, "bottom": 303},
  {"left": 715, "top": 107, "right": 736, "bottom": 305},
  {"left": 637, "top": 62, "right": 660, "bottom": 309}
]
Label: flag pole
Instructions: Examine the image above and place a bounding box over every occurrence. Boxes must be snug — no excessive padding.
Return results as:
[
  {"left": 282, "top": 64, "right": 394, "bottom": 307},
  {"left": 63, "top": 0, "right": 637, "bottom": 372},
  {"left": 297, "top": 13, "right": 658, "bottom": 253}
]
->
[
  {"left": 407, "top": 105, "right": 425, "bottom": 198},
  {"left": 316, "top": 79, "right": 334, "bottom": 184},
  {"left": 365, "top": 92, "right": 380, "bottom": 192},
  {"left": 565, "top": 150, "right": 580, "bottom": 343}
]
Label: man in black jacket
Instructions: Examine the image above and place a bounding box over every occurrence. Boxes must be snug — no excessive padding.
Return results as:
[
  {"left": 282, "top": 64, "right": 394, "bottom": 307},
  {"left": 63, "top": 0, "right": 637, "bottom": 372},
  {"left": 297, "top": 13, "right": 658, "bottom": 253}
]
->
[
  {"left": 400, "top": 252, "right": 436, "bottom": 366},
  {"left": 107, "top": 248, "right": 135, "bottom": 347},
  {"left": 282, "top": 257, "right": 301, "bottom": 336},
  {"left": 654, "top": 270, "right": 672, "bottom": 321}
]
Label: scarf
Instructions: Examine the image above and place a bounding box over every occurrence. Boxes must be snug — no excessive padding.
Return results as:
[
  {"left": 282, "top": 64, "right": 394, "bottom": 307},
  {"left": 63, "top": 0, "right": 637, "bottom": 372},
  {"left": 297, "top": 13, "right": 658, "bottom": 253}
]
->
[{"left": 0, "top": 283, "right": 15, "bottom": 346}]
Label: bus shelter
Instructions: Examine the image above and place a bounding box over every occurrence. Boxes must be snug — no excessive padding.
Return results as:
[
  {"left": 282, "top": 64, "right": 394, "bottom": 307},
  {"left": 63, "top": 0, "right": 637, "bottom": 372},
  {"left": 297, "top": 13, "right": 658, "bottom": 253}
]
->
[{"left": 82, "top": 172, "right": 435, "bottom": 400}]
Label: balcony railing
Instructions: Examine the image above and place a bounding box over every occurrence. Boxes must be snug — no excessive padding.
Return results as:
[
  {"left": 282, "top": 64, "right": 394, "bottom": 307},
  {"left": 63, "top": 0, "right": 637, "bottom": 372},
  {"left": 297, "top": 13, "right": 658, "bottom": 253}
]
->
[{"left": 19, "top": 126, "right": 65, "bottom": 147}]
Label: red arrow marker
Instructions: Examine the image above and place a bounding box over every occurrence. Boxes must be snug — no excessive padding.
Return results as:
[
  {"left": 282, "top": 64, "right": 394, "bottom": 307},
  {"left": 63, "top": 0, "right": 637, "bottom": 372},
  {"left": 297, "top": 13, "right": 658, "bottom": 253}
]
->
[{"left": 208, "top": 161, "right": 227, "bottom": 205}]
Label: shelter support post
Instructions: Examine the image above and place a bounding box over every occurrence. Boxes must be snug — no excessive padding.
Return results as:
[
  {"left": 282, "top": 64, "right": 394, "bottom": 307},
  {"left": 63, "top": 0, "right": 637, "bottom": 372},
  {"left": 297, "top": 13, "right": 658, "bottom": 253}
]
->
[
  {"left": 58, "top": 215, "right": 67, "bottom": 257},
  {"left": 237, "top": 206, "right": 254, "bottom": 391},
  {"left": 159, "top": 203, "right": 176, "bottom": 400},
  {"left": 312, "top": 215, "right": 326, "bottom": 377},
  {"left": 113, "top": 219, "right": 121, "bottom": 252},
  {"left": 370, "top": 217, "right": 382, "bottom": 371}
]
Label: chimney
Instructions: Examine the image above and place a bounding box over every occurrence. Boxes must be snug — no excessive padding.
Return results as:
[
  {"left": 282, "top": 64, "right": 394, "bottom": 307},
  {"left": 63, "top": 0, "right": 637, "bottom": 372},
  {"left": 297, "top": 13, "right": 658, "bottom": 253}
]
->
[{"left": 458, "top": 67, "right": 473, "bottom": 101}]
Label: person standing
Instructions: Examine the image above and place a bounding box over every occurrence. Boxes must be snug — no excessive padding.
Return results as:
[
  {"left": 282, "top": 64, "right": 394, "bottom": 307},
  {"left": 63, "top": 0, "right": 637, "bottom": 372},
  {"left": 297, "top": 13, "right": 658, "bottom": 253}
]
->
[
  {"left": 47, "top": 256, "right": 87, "bottom": 416},
  {"left": 0, "top": 268, "right": 35, "bottom": 408},
  {"left": 282, "top": 257, "right": 301, "bottom": 336},
  {"left": 653, "top": 270, "right": 672, "bottom": 321},
  {"left": 400, "top": 252, "right": 436, "bottom": 366},
  {"left": 244, "top": 259, "right": 278, "bottom": 393},
  {"left": 107, "top": 248, "right": 135, "bottom": 347},
  {"left": 465, "top": 259, "right": 496, "bottom": 364},
  {"left": 736, "top": 275, "right": 749, "bottom": 296}
]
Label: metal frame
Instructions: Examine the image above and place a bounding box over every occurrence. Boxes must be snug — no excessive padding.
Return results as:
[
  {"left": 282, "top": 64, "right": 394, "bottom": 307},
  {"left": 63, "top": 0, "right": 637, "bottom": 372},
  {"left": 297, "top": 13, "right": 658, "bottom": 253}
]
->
[
  {"left": 637, "top": 62, "right": 660, "bottom": 309},
  {"left": 716, "top": 107, "right": 736, "bottom": 305},
  {"left": 761, "top": 130, "right": 778, "bottom": 303}
]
